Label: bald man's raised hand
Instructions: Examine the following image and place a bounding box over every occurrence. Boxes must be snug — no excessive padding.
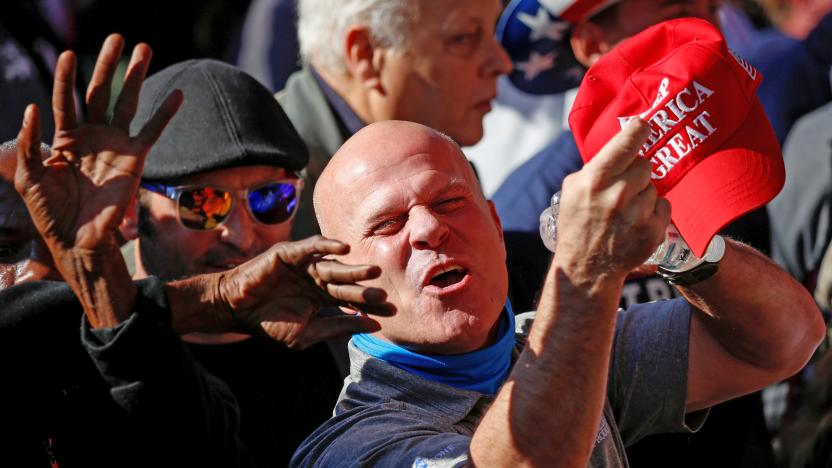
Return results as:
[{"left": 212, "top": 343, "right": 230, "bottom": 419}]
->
[
  {"left": 553, "top": 120, "right": 671, "bottom": 284},
  {"left": 211, "top": 236, "right": 395, "bottom": 349},
  {"left": 14, "top": 34, "right": 181, "bottom": 258}
]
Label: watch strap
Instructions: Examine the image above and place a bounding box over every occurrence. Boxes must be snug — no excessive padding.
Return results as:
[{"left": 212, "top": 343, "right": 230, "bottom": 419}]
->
[{"left": 658, "top": 261, "right": 720, "bottom": 286}]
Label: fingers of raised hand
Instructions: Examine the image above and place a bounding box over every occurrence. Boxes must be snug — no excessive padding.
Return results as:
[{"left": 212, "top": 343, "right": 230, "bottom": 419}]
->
[
  {"left": 653, "top": 196, "right": 671, "bottom": 230},
  {"left": 607, "top": 156, "right": 653, "bottom": 204},
  {"left": 309, "top": 260, "right": 381, "bottom": 286},
  {"left": 52, "top": 51, "right": 78, "bottom": 132},
  {"left": 85, "top": 34, "right": 125, "bottom": 125},
  {"left": 112, "top": 43, "right": 153, "bottom": 132},
  {"left": 133, "top": 89, "right": 183, "bottom": 152},
  {"left": 627, "top": 183, "right": 662, "bottom": 227},
  {"left": 280, "top": 235, "right": 350, "bottom": 265},
  {"left": 561, "top": 125, "right": 653, "bottom": 215},
  {"left": 584, "top": 119, "right": 651, "bottom": 178},
  {"left": 624, "top": 187, "right": 670, "bottom": 259}
]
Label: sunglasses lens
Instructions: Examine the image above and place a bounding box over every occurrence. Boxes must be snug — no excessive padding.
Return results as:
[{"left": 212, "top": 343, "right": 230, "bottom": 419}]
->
[
  {"left": 179, "top": 187, "right": 233, "bottom": 230},
  {"left": 248, "top": 183, "right": 298, "bottom": 224}
]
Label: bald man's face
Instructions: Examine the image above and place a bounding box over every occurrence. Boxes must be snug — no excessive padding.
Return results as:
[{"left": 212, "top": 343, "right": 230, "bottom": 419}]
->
[
  {"left": 0, "top": 150, "right": 60, "bottom": 289},
  {"left": 320, "top": 130, "right": 508, "bottom": 354}
]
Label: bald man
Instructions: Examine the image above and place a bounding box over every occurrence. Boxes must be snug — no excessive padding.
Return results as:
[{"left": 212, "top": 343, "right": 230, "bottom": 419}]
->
[
  {"left": 293, "top": 120, "right": 824, "bottom": 467},
  {"left": 0, "top": 139, "right": 59, "bottom": 289}
]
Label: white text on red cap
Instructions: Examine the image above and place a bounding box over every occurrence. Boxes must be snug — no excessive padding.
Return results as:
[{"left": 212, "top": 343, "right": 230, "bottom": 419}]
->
[{"left": 617, "top": 78, "right": 718, "bottom": 180}]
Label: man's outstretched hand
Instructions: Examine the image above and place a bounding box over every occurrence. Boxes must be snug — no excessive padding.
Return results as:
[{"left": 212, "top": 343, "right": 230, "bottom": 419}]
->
[
  {"left": 15, "top": 34, "right": 181, "bottom": 257},
  {"left": 171, "top": 236, "right": 395, "bottom": 349},
  {"left": 14, "top": 34, "right": 181, "bottom": 328}
]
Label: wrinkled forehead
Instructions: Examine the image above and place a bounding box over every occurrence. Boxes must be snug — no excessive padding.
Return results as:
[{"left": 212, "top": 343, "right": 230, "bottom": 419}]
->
[
  {"left": 346, "top": 147, "right": 479, "bottom": 216},
  {"left": 318, "top": 121, "right": 481, "bottom": 232},
  {"left": 368, "top": 154, "right": 469, "bottom": 196},
  {"left": 346, "top": 132, "right": 475, "bottom": 188},
  {"left": 408, "top": 0, "right": 504, "bottom": 41},
  {"left": 433, "top": 0, "right": 503, "bottom": 25}
]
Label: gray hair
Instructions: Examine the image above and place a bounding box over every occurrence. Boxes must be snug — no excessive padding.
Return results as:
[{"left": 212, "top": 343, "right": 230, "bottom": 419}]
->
[
  {"left": 0, "top": 138, "right": 50, "bottom": 156},
  {"left": 298, "top": 0, "right": 422, "bottom": 75}
]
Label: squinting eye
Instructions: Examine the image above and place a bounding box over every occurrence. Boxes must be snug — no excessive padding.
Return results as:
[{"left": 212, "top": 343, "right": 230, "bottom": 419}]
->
[
  {"left": 373, "top": 217, "right": 405, "bottom": 235},
  {"left": 435, "top": 198, "right": 465, "bottom": 212}
]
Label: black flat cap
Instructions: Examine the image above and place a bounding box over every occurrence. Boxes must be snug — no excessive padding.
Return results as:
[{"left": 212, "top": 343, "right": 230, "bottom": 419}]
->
[{"left": 132, "top": 59, "right": 308, "bottom": 180}]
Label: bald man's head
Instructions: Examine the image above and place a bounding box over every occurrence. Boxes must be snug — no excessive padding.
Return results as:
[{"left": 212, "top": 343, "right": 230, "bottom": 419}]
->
[
  {"left": 314, "top": 121, "right": 508, "bottom": 354},
  {"left": 0, "top": 140, "right": 60, "bottom": 288},
  {"left": 314, "top": 121, "right": 481, "bottom": 238}
]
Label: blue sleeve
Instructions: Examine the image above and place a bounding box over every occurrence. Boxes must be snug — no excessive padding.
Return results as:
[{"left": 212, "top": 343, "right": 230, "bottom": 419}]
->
[
  {"left": 292, "top": 406, "right": 471, "bottom": 468},
  {"left": 493, "top": 130, "right": 583, "bottom": 233},
  {"left": 608, "top": 299, "right": 707, "bottom": 446},
  {"left": 756, "top": 13, "right": 832, "bottom": 143}
]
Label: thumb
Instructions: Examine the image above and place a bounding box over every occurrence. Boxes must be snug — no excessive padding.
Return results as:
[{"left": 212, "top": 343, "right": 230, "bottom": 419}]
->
[{"left": 15, "top": 105, "right": 45, "bottom": 195}]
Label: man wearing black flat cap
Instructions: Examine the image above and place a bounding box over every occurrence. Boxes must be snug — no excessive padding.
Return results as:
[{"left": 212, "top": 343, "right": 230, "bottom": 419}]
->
[
  {"left": 119, "top": 58, "right": 349, "bottom": 467},
  {"left": 2, "top": 33, "right": 393, "bottom": 467}
]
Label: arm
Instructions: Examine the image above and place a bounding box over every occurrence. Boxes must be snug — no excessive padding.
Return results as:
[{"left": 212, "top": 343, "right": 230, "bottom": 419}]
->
[
  {"left": 470, "top": 121, "right": 670, "bottom": 467},
  {"left": 78, "top": 277, "right": 256, "bottom": 467},
  {"left": 11, "top": 36, "right": 256, "bottom": 464},
  {"left": 683, "top": 240, "right": 825, "bottom": 412},
  {"left": 14, "top": 36, "right": 179, "bottom": 329},
  {"left": 14, "top": 34, "right": 395, "bottom": 464},
  {"left": 163, "top": 235, "right": 395, "bottom": 347}
]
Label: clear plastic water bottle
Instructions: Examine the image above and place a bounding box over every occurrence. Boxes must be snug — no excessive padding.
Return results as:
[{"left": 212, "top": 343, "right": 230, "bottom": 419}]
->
[{"left": 539, "top": 191, "right": 724, "bottom": 272}]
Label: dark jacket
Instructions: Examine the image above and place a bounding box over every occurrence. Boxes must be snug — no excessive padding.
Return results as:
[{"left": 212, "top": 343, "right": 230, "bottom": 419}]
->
[{"left": 0, "top": 279, "right": 252, "bottom": 468}]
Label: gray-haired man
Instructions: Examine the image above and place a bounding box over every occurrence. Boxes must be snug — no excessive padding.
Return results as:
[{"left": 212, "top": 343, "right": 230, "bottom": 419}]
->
[{"left": 278, "top": 0, "right": 513, "bottom": 238}]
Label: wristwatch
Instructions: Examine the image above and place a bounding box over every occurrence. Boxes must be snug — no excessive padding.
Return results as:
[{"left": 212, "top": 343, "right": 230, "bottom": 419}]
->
[{"left": 657, "top": 235, "right": 726, "bottom": 286}]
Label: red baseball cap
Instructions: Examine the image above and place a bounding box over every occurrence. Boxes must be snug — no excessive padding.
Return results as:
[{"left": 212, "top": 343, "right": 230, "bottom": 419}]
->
[{"left": 568, "top": 18, "right": 784, "bottom": 257}]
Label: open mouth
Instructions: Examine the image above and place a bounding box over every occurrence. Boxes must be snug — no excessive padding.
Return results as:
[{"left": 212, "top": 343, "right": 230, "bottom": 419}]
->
[{"left": 429, "top": 266, "right": 469, "bottom": 289}]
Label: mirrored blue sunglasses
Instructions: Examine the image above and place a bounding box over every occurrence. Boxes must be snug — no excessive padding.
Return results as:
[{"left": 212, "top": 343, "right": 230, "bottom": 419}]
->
[{"left": 141, "top": 178, "right": 303, "bottom": 230}]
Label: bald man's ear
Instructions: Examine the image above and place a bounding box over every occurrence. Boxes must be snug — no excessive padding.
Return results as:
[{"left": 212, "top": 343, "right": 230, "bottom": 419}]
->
[
  {"left": 570, "top": 21, "right": 612, "bottom": 68},
  {"left": 118, "top": 195, "right": 140, "bottom": 245},
  {"left": 344, "top": 26, "right": 384, "bottom": 92},
  {"left": 486, "top": 200, "right": 505, "bottom": 245}
]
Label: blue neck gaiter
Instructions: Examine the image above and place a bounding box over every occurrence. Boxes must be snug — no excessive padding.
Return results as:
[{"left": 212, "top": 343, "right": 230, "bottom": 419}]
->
[{"left": 352, "top": 300, "right": 516, "bottom": 395}]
